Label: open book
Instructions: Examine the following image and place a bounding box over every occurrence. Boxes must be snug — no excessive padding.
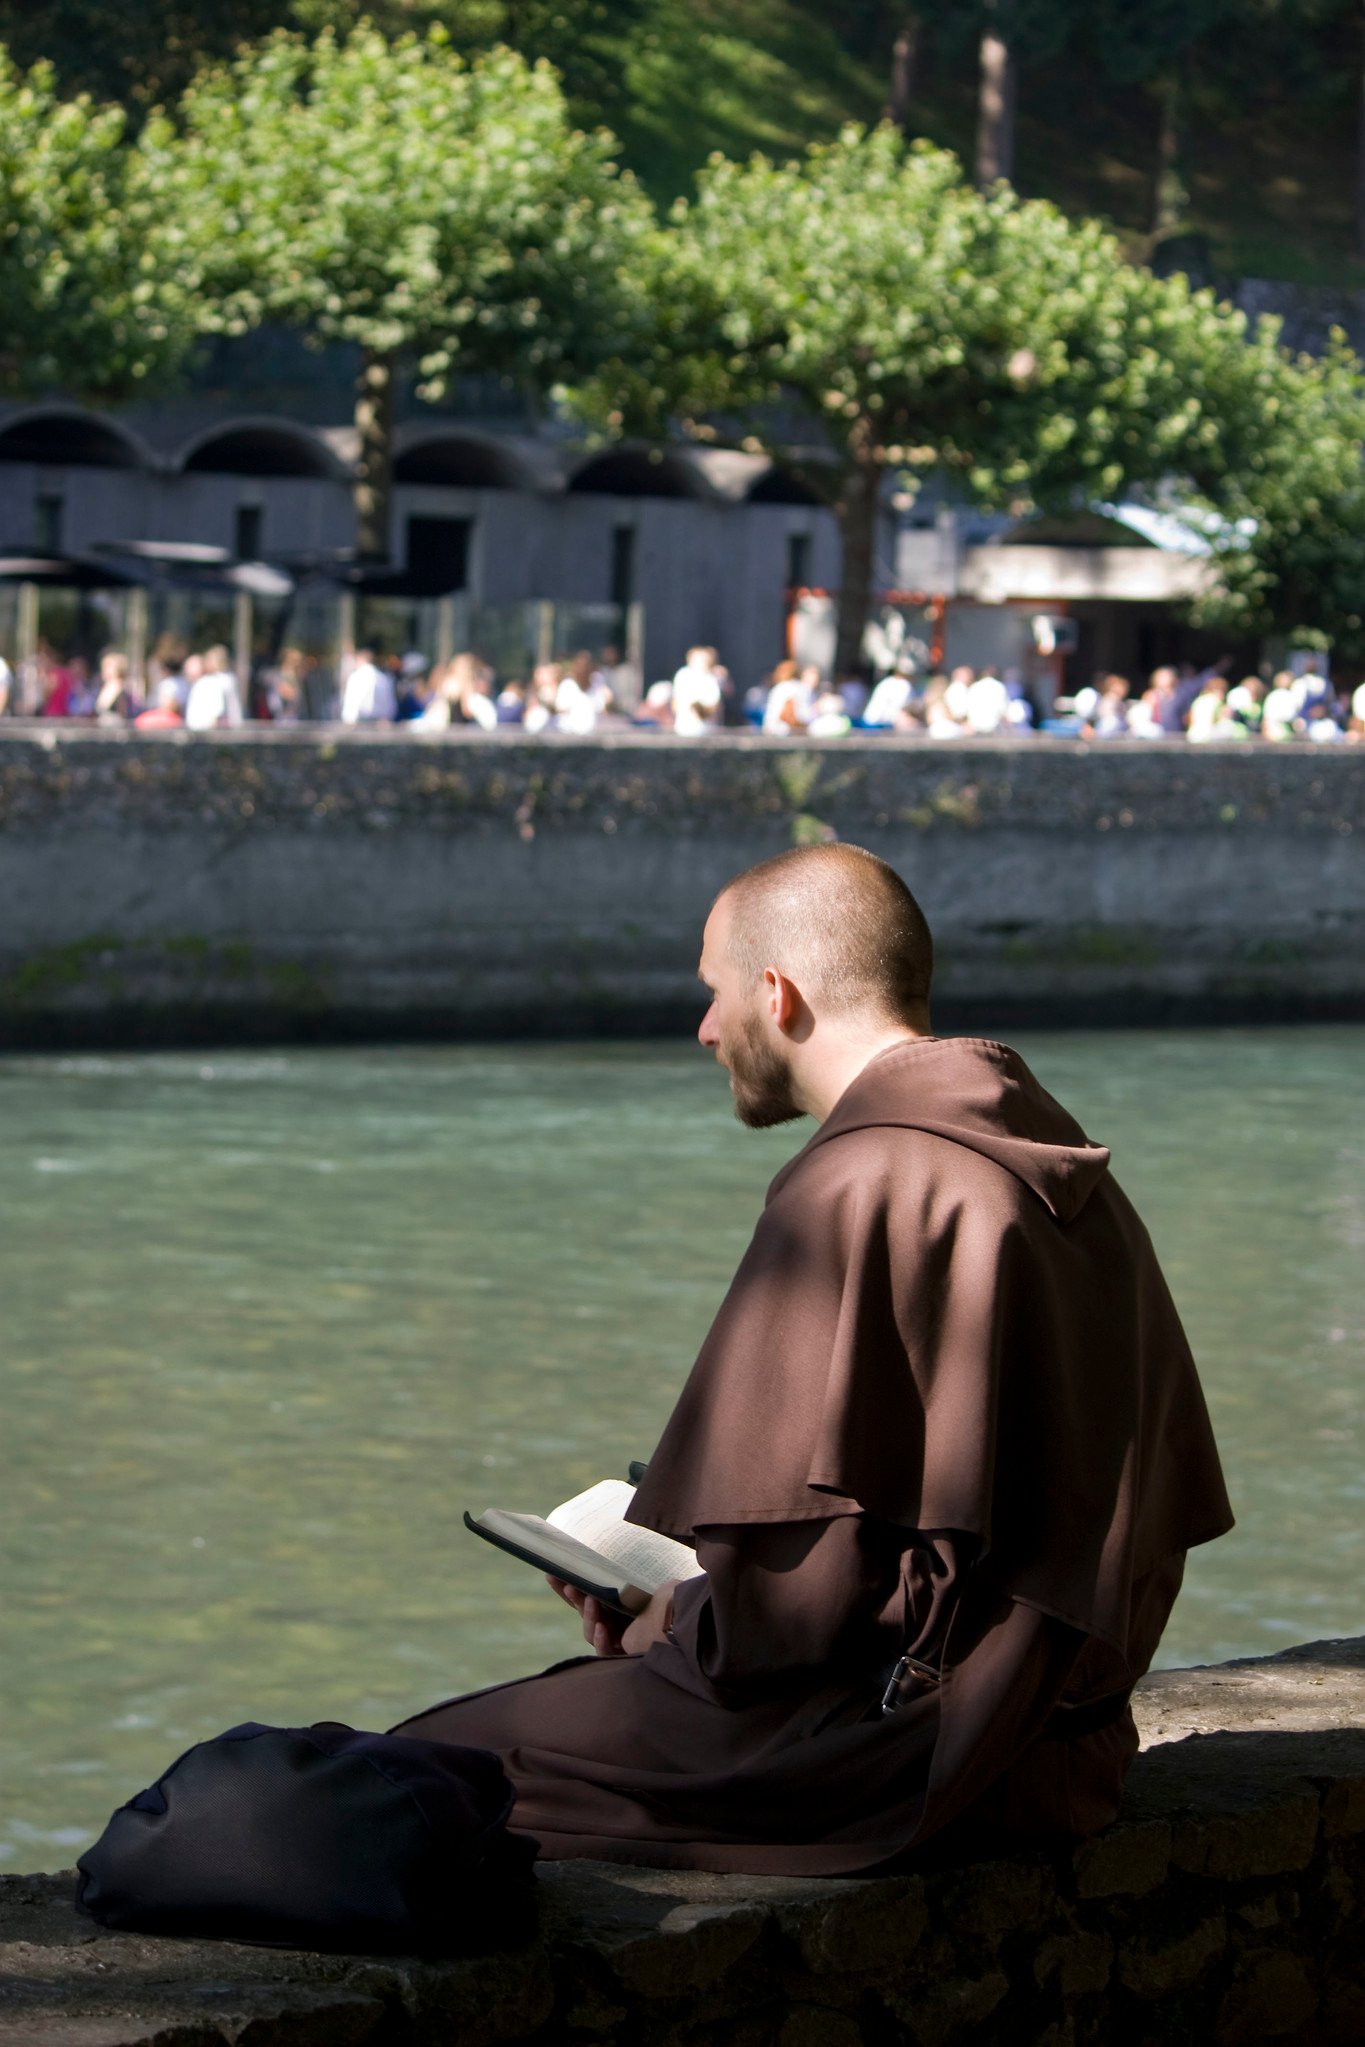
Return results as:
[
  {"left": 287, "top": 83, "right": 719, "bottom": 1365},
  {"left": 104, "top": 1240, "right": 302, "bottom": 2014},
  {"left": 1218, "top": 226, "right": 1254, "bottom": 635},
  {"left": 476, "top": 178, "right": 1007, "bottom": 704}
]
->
[{"left": 464, "top": 1477, "right": 695, "bottom": 1616}]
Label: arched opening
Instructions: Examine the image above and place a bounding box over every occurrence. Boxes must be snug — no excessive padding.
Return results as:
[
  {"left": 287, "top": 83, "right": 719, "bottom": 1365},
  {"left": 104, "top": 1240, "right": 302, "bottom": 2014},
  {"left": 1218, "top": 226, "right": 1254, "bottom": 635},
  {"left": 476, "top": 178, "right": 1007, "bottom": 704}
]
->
[
  {"left": 746, "top": 463, "right": 825, "bottom": 507},
  {"left": 181, "top": 422, "right": 338, "bottom": 480},
  {"left": 0, "top": 411, "right": 144, "bottom": 469},
  {"left": 567, "top": 448, "right": 703, "bottom": 499},
  {"left": 395, "top": 434, "right": 534, "bottom": 489}
]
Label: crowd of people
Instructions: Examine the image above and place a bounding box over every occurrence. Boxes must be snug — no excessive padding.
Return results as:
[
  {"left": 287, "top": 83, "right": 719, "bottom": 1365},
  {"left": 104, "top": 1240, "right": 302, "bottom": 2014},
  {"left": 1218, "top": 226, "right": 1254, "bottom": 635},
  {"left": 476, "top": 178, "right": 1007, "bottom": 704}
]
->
[
  {"left": 1064, "top": 660, "right": 1365, "bottom": 743},
  {"left": 750, "top": 656, "right": 1365, "bottom": 742},
  {"left": 0, "top": 638, "right": 264, "bottom": 728},
  {"left": 339, "top": 646, "right": 641, "bottom": 732},
  {"left": 2, "top": 634, "right": 1363, "bottom": 743}
]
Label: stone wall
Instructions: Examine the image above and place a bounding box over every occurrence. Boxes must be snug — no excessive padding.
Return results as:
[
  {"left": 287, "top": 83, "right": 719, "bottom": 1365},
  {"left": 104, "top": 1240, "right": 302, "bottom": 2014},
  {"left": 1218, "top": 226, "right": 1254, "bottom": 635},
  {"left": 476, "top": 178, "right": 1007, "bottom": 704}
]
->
[
  {"left": 0, "top": 729, "right": 1361, "bottom": 1045},
  {"left": 2, "top": 1636, "right": 1362, "bottom": 2045}
]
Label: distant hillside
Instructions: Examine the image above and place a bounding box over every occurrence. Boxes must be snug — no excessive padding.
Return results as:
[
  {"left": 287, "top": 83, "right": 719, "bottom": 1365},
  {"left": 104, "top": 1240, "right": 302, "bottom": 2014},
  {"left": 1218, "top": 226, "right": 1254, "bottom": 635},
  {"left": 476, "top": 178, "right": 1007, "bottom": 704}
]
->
[
  {"left": 3, "top": 0, "right": 1362, "bottom": 285},
  {"left": 615, "top": 0, "right": 1365, "bottom": 289}
]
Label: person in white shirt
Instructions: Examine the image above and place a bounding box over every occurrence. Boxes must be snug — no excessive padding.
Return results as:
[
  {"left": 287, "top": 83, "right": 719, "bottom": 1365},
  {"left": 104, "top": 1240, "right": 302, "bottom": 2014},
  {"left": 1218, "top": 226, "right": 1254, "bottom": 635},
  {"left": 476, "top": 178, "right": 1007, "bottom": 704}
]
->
[
  {"left": 522, "top": 661, "right": 562, "bottom": 734},
  {"left": 556, "top": 688, "right": 598, "bottom": 736},
  {"left": 1261, "top": 672, "right": 1301, "bottom": 742},
  {"left": 671, "top": 646, "right": 724, "bottom": 737},
  {"left": 340, "top": 649, "right": 397, "bottom": 725},
  {"left": 806, "top": 691, "right": 852, "bottom": 736},
  {"left": 184, "top": 645, "right": 245, "bottom": 730},
  {"left": 556, "top": 650, "right": 614, "bottom": 735},
  {"left": 943, "top": 665, "right": 975, "bottom": 722},
  {"left": 862, "top": 671, "right": 916, "bottom": 727},
  {"left": 921, "top": 675, "right": 966, "bottom": 737},
  {"left": 1186, "top": 678, "right": 1232, "bottom": 742},
  {"left": 1225, "top": 676, "right": 1264, "bottom": 733},
  {"left": 964, "top": 671, "right": 1009, "bottom": 735},
  {"left": 762, "top": 660, "right": 818, "bottom": 735},
  {"left": 635, "top": 680, "right": 676, "bottom": 730},
  {"left": 1306, "top": 693, "right": 1344, "bottom": 742},
  {"left": 417, "top": 654, "right": 498, "bottom": 730}
]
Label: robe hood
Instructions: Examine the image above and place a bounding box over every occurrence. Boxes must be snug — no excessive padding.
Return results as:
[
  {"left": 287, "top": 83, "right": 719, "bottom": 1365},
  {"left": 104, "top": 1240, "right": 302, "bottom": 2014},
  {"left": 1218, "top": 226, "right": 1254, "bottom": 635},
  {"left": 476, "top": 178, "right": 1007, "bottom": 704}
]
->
[
  {"left": 777, "top": 1037, "right": 1112, "bottom": 1226},
  {"left": 631, "top": 1034, "right": 1233, "bottom": 1661}
]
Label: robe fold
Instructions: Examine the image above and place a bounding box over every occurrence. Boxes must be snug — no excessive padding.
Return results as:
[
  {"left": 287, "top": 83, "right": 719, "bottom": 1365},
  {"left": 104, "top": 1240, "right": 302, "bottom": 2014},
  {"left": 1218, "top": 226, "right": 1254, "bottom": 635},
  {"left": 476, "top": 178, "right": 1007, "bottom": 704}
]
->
[{"left": 393, "top": 1037, "right": 1232, "bottom": 1874}]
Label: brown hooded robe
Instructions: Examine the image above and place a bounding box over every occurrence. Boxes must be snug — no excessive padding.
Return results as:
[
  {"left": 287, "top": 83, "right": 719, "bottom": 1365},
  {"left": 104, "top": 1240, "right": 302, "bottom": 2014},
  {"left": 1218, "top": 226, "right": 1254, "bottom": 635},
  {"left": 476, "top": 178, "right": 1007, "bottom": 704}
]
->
[{"left": 393, "top": 1038, "right": 1233, "bottom": 1874}]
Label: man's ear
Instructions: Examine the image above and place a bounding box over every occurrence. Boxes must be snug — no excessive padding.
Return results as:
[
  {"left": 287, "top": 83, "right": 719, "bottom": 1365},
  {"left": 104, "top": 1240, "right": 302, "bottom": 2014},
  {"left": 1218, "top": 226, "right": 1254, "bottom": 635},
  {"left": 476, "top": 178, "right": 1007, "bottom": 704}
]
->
[{"left": 764, "top": 967, "right": 801, "bottom": 1034}]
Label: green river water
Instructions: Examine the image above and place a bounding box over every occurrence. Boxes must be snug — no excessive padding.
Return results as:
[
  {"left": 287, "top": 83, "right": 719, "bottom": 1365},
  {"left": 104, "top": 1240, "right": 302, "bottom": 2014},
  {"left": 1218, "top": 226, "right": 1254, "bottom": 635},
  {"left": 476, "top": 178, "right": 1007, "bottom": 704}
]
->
[{"left": 2, "top": 1030, "right": 1363, "bottom": 1870}]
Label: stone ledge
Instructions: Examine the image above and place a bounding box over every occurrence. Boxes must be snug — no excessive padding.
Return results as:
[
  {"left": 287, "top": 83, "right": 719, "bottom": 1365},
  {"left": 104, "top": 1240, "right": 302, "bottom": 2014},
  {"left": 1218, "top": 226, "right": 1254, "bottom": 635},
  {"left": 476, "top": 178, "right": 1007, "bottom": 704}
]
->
[
  {"left": 2, "top": 1637, "right": 1362, "bottom": 2047},
  {"left": 1, "top": 728, "right": 1361, "bottom": 838},
  {"left": 2, "top": 731, "right": 1363, "bottom": 1042}
]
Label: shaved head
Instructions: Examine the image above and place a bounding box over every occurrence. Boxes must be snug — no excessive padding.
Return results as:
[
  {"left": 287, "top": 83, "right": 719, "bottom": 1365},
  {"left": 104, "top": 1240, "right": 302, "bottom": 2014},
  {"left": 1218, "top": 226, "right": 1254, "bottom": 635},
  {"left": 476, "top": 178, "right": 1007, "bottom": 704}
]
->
[{"left": 718, "top": 844, "right": 933, "bottom": 1026}]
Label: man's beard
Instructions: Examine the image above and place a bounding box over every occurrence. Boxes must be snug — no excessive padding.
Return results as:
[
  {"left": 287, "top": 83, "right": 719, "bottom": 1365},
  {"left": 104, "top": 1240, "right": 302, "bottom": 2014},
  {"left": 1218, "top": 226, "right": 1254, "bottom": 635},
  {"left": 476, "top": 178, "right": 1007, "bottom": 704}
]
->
[{"left": 722, "top": 1008, "right": 803, "bottom": 1129}]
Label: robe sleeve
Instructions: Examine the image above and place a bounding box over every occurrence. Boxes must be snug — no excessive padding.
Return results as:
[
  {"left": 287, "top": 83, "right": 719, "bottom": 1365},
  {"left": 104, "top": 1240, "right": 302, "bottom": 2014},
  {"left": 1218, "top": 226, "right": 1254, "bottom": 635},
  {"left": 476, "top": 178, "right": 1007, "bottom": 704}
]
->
[{"left": 664, "top": 1514, "right": 902, "bottom": 1699}]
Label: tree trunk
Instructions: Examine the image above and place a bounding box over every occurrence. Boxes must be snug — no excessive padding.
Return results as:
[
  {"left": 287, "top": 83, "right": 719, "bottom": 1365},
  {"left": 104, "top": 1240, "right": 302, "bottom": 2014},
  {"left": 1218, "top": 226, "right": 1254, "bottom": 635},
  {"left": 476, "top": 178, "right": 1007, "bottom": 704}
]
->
[
  {"left": 354, "top": 346, "right": 397, "bottom": 563},
  {"left": 1151, "top": 70, "right": 1188, "bottom": 243},
  {"left": 887, "top": 12, "right": 920, "bottom": 134},
  {"left": 834, "top": 453, "right": 883, "bottom": 680},
  {"left": 975, "top": 1, "right": 1015, "bottom": 187},
  {"left": 1356, "top": 0, "right": 1365, "bottom": 259}
]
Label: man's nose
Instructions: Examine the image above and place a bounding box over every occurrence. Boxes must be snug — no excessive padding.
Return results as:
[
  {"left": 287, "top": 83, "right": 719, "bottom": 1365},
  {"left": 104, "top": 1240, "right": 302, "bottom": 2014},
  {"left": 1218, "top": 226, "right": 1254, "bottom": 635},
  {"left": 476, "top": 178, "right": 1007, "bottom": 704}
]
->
[{"left": 698, "top": 1002, "right": 719, "bottom": 1047}]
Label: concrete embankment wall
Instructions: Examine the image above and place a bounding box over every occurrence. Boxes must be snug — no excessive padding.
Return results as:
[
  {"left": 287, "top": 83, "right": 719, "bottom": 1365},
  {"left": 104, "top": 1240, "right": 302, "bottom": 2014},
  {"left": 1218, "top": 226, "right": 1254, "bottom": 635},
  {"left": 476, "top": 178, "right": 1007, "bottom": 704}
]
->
[
  {"left": 0, "top": 729, "right": 1360, "bottom": 1045},
  {"left": 4, "top": 1636, "right": 1363, "bottom": 2045}
]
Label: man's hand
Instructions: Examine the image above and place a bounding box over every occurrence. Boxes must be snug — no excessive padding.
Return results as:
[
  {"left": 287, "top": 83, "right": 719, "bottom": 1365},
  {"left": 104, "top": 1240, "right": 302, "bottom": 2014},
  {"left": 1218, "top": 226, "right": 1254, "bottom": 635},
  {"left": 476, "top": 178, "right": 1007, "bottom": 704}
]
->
[
  {"left": 545, "top": 1578, "right": 630, "bottom": 1655},
  {"left": 620, "top": 1579, "right": 679, "bottom": 1655},
  {"left": 546, "top": 1576, "right": 680, "bottom": 1657}
]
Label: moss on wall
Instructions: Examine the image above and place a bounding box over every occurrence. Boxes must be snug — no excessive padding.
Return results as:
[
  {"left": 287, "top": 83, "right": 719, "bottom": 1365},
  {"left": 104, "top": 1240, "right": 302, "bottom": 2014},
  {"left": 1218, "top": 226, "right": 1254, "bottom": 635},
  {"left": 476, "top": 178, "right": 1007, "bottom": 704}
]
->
[
  {"left": 0, "top": 732, "right": 1360, "bottom": 1042},
  {"left": 0, "top": 731, "right": 1360, "bottom": 841}
]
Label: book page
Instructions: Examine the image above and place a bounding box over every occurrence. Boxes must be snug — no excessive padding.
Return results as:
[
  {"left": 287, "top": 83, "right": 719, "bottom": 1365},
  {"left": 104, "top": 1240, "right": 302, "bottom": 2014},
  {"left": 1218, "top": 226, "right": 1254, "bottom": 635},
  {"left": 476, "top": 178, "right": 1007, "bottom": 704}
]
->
[
  {"left": 547, "top": 1480, "right": 696, "bottom": 1594},
  {"left": 470, "top": 1510, "right": 630, "bottom": 1603}
]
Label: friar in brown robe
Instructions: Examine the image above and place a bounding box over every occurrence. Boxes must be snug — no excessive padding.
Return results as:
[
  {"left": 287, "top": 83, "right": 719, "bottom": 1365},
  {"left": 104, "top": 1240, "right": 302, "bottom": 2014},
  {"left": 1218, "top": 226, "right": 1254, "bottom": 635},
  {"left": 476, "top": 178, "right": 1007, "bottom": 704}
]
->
[{"left": 392, "top": 843, "right": 1233, "bottom": 1874}]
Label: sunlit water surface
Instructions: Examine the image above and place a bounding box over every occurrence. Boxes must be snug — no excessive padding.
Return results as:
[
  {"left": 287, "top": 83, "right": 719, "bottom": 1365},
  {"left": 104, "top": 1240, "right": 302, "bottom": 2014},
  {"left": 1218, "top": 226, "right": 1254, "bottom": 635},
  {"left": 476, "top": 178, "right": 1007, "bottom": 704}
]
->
[{"left": 2, "top": 1031, "right": 1362, "bottom": 1867}]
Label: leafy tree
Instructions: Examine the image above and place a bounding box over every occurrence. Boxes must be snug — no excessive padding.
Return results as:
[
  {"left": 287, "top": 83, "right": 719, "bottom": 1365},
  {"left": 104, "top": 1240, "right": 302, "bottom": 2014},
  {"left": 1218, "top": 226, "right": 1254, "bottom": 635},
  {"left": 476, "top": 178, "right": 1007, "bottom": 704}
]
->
[
  {"left": 0, "top": 50, "right": 201, "bottom": 401},
  {"left": 1181, "top": 329, "right": 1365, "bottom": 660},
  {"left": 0, "top": 0, "right": 642, "bottom": 130},
  {"left": 156, "top": 28, "right": 653, "bottom": 558},
  {"left": 286, "top": 0, "right": 647, "bottom": 136},
  {"left": 582, "top": 125, "right": 1316, "bottom": 673}
]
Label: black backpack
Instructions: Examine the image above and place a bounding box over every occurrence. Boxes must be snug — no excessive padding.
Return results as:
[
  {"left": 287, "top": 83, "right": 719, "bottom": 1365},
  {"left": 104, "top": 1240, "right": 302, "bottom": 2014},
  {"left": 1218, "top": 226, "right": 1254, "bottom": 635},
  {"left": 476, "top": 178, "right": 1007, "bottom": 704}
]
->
[{"left": 76, "top": 1720, "right": 537, "bottom": 1955}]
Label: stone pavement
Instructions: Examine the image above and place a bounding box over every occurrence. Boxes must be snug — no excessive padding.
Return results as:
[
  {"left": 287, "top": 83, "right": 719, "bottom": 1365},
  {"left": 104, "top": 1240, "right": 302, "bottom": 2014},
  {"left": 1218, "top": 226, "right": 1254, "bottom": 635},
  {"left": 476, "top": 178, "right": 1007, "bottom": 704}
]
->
[{"left": 2, "top": 1636, "right": 1362, "bottom": 2046}]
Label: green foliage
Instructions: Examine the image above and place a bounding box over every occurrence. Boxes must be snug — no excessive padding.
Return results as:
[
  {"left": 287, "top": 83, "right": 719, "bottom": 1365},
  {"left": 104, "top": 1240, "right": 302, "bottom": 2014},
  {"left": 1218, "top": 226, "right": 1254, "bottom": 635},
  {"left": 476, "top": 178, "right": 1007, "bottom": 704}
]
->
[
  {"left": 5, "top": 8, "right": 1364, "bottom": 650},
  {"left": 0, "top": 0, "right": 642, "bottom": 129},
  {"left": 154, "top": 29, "right": 652, "bottom": 390},
  {"left": 7, "top": 0, "right": 1365, "bottom": 278},
  {"left": 585, "top": 126, "right": 1267, "bottom": 510},
  {"left": 578, "top": 127, "right": 1217, "bottom": 659},
  {"left": 0, "top": 51, "right": 201, "bottom": 400},
  {"left": 287, "top": 0, "right": 646, "bottom": 134},
  {"left": 1181, "top": 330, "right": 1365, "bottom": 661},
  {"left": 577, "top": 122, "right": 1365, "bottom": 659}
]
